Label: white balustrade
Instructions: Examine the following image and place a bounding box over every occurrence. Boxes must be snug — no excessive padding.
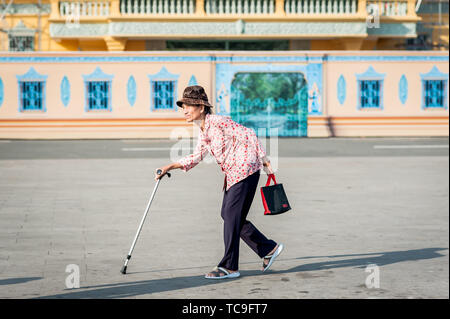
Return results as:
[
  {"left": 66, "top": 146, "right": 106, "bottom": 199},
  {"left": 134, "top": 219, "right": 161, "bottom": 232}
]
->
[
  {"left": 59, "top": 1, "right": 110, "bottom": 16},
  {"left": 284, "top": 0, "right": 358, "bottom": 14},
  {"left": 205, "top": 0, "right": 275, "bottom": 14},
  {"left": 366, "top": 0, "right": 409, "bottom": 16},
  {"left": 118, "top": 0, "right": 196, "bottom": 14},
  {"left": 58, "top": 0, "right": 409, "bottom": 17}
]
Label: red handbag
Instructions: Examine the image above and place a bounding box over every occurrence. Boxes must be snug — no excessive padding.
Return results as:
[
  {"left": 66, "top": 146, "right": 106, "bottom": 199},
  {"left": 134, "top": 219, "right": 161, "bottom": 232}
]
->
[{"left": 260, "top": 174, "right": 291, "bottom": 215}]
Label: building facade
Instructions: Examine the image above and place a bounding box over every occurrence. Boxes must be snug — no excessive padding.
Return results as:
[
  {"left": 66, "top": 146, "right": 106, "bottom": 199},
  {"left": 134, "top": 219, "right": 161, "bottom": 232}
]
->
[
  {"left": 0, "top": 0, "right": 448, "bottom": 51},
  {"left": 0, "top": 50, "right": 448, "bottom": 139}
]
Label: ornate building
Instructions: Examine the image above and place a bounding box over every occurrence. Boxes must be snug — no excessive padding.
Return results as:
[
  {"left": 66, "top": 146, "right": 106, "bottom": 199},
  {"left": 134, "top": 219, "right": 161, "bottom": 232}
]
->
[
  {"left": 0, "top": 1, "right": 448, "bottom": 139},
  {"left": 0, "top": 50, "right": 448, "bottom": 138},
  {"left": 1, "top": 0, "right": 448, "bottom": 51}
]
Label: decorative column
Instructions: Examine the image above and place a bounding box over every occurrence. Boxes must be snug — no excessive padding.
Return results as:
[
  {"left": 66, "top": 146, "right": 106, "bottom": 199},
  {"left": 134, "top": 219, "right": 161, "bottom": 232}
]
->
[
  {"left": 275, "top": 0, "right": 285, "bottom": 16},
  {"left": 105, "top": 36, "right": 127, "bottom": 51},
  {"left": 406, "top": 0, "right": 417, "bottom": 17},
  {"left": 110, "top": 0, "right": 121, "bottom": 17},
  {"left": 49, "top": 0, "right": 61, "bottom": 19},
  {"left": 196, "top": 0, "right": 206, "bottom": 15},
  {"left": 357, "top": 0, "right": 367, "bottom": 16}
]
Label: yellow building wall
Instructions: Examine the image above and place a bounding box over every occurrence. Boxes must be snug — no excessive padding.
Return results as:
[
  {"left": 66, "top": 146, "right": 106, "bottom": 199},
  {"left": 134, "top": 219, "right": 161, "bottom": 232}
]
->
[
  {"left": 0, "top": 0, "right": 63, "bottom": 51},
  {"left": 1, "top": 0, "right": 442, "bottom": 52},
  {"left": 126, "top": 40, "right": 147, "bottom": 51},
  {"left": 78, "top": 39, "right": 108, "bottom": 51}
]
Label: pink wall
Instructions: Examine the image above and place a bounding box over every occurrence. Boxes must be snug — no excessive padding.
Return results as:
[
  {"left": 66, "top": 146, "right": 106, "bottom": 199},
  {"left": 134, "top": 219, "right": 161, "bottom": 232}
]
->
[{"left": 0, "top": 51, "right": 448, "bottom": 138}]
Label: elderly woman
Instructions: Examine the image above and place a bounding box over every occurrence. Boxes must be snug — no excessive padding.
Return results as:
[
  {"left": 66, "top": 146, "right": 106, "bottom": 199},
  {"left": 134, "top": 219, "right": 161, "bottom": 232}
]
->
[{"left": 155, "top": 85, "right": 284, "bottom": 279}]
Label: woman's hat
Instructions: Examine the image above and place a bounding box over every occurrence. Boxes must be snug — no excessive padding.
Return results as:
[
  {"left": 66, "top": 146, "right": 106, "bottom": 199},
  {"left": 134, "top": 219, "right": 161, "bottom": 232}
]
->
[{"left": 176, "top": 85, "right": 213, "bottom": 108}]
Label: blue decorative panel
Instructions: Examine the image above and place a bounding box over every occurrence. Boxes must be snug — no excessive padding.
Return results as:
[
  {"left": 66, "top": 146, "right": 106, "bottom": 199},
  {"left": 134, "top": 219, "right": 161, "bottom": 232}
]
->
[
  {"left": 188, "top": 75, "right": 198, "bottom": 86},
  {"left": 359, "top": 80, "right": 382, "bottom": 108},
  {"left": 356, "top": 66, "right": 386, "bottom": 80},
  {"left": 82, "top": 66, "right": 114, "bottom": 82},
  {"left": 215, "top": 62, "right": 318, "bottom": 137},
  {"left": 18, "top": 82, "right": 45, "bottom": 111},
  {"left": 215, "top": 62, "right": 323, "bottom": 116},
  {"left": 152, "top": 81, "right": 175, "bottom": 110},
  {"left": 127, "top": 75, "right": 136, "bottom": 107},
  {"left": 420, "top": 66, "right": 448, "bottom": 110},
  {"left": 147, "top": 67, "right": 179, "bottom": 111},
  {"left": 355, "top": 66, "right": 385, "bottom": 110},
  {"left": 398, "top": 75, "right": 408, "bottom": 105},
  {"left": 337, "top": 75, "right": 346, "bottom": 105},
  {"left": 0, "top": 77, "right": 3, "bottom": 107},
  {"left": 306, "top": 63, "right": 323, "bottom": 115},
  {"left": 60, "top": 76, "right": 70, "bottom": 107},
  {"left": 148, "top": 66, "right": 179, "bottom": 81},
  {"left": 230, "top": 73, "right": 308, "bottom": 137},
  {"left": 82, "top": 67, "right": 114, "bottom": 112},
  {"left": 423, "top": 80, "right": 446, "bottom": 108},
  {"left": 217, "top": 83, "right": 228, "bottom": 113},
  {"left": 16, "top": 67, "right": 48, "bottom": 112},
  {"left": 86, "top": 82, "right": 111, "bottom": 110}
]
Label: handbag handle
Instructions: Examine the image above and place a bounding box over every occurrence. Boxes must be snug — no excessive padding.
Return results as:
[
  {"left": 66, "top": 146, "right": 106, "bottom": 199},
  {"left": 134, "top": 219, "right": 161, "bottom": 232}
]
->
[{"left": 265, "top": 174, "right": 277, "bottom": 186}]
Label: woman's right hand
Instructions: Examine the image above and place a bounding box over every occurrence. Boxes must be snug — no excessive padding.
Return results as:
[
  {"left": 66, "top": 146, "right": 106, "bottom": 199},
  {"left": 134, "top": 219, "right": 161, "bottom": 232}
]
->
[{"left": 155, "top": 162, "right": 183, "bottom": 180}]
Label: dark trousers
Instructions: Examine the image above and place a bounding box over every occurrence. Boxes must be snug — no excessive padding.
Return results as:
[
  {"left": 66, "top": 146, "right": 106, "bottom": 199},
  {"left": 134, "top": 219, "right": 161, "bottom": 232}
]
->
[{"left": 218, "top": 170, "right": 277, "bottom": 271}]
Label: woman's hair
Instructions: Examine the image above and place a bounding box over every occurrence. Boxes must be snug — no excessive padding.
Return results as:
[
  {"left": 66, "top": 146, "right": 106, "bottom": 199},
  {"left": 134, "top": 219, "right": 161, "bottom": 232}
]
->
[
  {"left": 183, "top": 103, "right": 213, "bottom": 115},
  {"left": 203, "top": 105, "right": 212, "bottom": 115}
]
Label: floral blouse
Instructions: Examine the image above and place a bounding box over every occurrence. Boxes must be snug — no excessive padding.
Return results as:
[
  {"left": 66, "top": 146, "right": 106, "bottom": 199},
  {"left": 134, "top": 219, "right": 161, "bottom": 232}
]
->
[{"left": 178, "top": 114, "right": 267, "bottom": 191}]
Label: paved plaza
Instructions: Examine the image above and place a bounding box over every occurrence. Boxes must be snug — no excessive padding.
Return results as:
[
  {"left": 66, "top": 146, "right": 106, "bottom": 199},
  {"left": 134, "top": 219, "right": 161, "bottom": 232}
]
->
[{"left": 0, "top": 137, "right": 448, "bottom": 299}]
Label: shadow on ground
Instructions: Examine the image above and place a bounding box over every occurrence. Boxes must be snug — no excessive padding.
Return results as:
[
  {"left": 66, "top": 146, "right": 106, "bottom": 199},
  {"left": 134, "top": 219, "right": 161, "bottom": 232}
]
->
[
  {"left": 0, "top": 277, "right": 42, "bottom": 285},
  {"left": 35, "top": 247, "right": 447, "bottom": 299}
]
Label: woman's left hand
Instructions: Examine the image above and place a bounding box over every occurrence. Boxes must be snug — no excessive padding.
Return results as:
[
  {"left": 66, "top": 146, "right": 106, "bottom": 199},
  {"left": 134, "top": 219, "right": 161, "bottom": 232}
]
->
[{"left": 262, "top": 160, "right": 274, "bottom": 175}]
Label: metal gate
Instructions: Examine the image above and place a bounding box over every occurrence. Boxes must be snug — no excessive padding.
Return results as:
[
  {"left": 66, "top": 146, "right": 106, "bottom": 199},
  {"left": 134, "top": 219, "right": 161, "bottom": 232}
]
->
[{"left": 229, "top": 72, "right": 308, "bottom": 137}]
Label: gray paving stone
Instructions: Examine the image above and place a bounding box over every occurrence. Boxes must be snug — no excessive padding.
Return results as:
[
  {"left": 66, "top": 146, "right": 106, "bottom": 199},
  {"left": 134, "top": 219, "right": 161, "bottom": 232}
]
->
[{"left": 0, "top": 146, "right": 448, "bottom": 299}]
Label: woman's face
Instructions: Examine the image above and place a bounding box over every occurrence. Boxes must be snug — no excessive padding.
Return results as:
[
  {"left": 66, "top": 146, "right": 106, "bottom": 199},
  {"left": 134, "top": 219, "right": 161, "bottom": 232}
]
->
[{"left": 182, "top": 104, "right": 204, "bottom": 123}]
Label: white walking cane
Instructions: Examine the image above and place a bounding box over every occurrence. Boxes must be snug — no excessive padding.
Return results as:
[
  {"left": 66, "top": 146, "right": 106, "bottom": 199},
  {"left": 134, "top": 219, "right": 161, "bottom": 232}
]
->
[{"left": 120, "top": 169, "right": 171, "bottom": 274}]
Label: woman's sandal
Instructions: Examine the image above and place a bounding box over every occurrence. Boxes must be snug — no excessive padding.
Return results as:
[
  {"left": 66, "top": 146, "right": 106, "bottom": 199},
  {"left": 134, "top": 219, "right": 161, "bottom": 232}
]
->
[
  {"left": 205, "top": 266, "right": 241, "bottom": 279},
  {"left": 262, "top": 243, "right": 284, "bottom": 272}
]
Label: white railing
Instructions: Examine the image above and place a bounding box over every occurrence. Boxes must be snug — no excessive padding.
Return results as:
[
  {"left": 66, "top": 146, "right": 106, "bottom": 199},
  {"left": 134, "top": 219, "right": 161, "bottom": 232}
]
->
[
  {"left": 120, "top": 0, "right": 196, "bottom": 14},
  {"left": 285, "top": 0, "right": 358, "bottom": 14},
  {"left": 366, "top": 0, "right": 408, "bottom": 16},
  {"left": 205, "top": 0, "right": 276, "bottom": 14},
  {"left": 56, "top": 0, "right": 412, "bottom": 17},
  {"left": 59, "top": 1, "right": 110, "bottom": 16}
]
